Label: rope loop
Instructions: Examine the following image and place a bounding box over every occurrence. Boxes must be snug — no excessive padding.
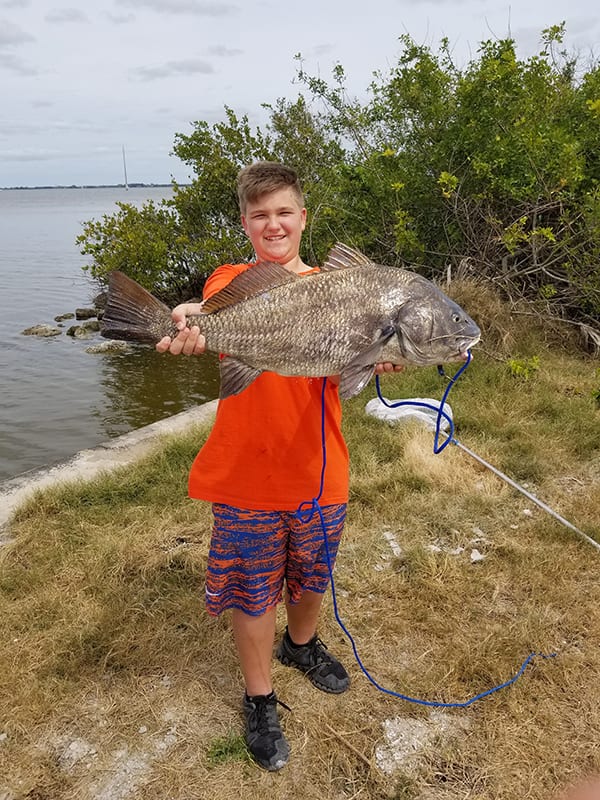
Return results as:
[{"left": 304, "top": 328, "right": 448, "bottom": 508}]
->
[{"left": 293, "top": 357, "right": 557, "bottom": 707}]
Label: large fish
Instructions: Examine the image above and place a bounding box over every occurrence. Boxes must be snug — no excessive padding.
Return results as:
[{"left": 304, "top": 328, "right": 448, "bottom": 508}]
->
[{"left": 101, "top": 243, "right": 480, "bottom": 399}]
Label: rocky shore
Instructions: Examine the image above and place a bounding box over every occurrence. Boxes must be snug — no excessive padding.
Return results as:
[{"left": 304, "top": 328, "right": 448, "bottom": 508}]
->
[{"left": 20, "top": 291, "right": 128, "bottom": 353}]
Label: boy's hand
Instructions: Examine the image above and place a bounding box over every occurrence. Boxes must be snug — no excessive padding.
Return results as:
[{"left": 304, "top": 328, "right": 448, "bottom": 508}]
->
[
  {"left": 155, "top": 303, "right": 206, "bottom": 356},
  {"left": 374, "top": 362, "right": 405, "bottom": 375},
  {"left": 328, "top": 362, "right": 404, "bottom": 386}
]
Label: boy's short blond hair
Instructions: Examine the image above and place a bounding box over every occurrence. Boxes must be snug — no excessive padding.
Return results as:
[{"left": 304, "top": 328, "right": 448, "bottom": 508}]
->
[{"left": 237, "top": 161, "right": 304, "bottom": 215}]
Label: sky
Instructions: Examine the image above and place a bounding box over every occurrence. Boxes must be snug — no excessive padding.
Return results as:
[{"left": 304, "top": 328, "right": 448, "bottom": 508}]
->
[{"left": 1, "top": 0, "right": 598, "bottom": 188}]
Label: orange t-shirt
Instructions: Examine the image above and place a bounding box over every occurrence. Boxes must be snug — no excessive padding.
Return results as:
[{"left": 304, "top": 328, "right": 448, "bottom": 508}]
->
[{"left": 187, "top": 262, "right": 350, "bottom": 511}]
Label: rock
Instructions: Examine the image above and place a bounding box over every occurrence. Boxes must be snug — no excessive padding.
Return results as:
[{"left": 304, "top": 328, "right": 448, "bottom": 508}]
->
[
  {"left": 85, "top": 341, "right": 129, "bottom": 354},
  {"left": 67, "top": 320, "right": 100, "bottom": 337},
  {"left": 80, "top": 319, "right": 101, "bottom": 332},
  {"left": 75, "top": 308, "right": 97, "bottom": 320},
  {"left": 21, "top": 324, "right": 62, "bottom": 337},
  {"left": 54, "top": 313, "right": 75, "bottom": 322},
  {"left": 66, "top": 325, "right": 92, "bottom": 338}
]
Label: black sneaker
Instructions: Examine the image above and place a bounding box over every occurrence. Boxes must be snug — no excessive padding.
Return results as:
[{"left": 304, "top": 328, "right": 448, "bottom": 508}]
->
[
  {"left": 276, "top": 627, "right": 350, "bottom": 694},
  {"left": 243, "top": 691, "right": 290, "bottom": 771}
]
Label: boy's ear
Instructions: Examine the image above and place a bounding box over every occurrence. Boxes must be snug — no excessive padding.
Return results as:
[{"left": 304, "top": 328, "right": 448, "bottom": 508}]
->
[
  {"left": 241, "top": 215, "right": 249, "bottom": 235},
  {"left": 301, "top": 207, "right": 307, "bottom": 230}
]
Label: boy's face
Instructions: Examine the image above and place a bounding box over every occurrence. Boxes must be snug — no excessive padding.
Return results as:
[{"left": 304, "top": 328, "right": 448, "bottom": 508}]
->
[{"left": 241, "top": 186, "right": 306, "bottom": 267}]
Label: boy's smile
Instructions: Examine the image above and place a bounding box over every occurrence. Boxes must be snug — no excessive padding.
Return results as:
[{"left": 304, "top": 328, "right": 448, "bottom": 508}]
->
[{"left": 241, "top": 187, "right": 307, "bottom": 272}]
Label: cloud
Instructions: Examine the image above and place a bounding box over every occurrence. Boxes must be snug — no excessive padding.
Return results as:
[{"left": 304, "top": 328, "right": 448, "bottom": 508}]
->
[
  {"left": 0, "top": 20, "right": 34, "bottom": 46},
  {"left": 0, "top": 0, "right": 30, "bottom": 7},
  {"left": 206, "top": 45, "right": 242, "bottom": 57},
  {"left": 133, "top": 58, "right": 215, "bottom": 80},
  {"left": 116, "top": 0, "right": 238, "bottom": 16},
  {"left": 45, "top": 8, "right": 89, "bottom": 23},
  {"left": 0, "top": 119, "right": 107, "bottom": 136},
  {"left": 311, "top": 44, "right": 335, "bottom": 57},
  {"left": 0, "top": 121, "right": 46, "bottom": 135},
  {"left": 0, "top": 52, "right": 37, "bottom": 74},
  {"left": 0, "top": 147, "right": 65, "bottom": 162},
  {"left": 105, "top": 11, "right": 135, "bottom": 24}
]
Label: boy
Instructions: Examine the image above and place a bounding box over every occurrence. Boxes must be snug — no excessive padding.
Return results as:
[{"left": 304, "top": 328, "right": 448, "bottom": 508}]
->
[{"left": 157, "top": 162, "right": 402, "bottom": 771}]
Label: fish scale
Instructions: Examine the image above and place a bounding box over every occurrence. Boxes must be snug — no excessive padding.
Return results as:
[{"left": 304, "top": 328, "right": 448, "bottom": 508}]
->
[
  {"left": 101, "top": 243, "right": 481, "bottom": 399},
  {"left": 200, "top": 271, "right": 378, "bottom": 372}
]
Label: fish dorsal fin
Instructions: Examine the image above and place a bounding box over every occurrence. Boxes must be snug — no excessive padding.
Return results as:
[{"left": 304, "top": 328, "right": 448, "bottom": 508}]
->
[
  {"left": 322, "top": 243, "right": 373, "bottom": 271},
  {"left": 201, "top": 261, "right": 299, "bottom": 314}
]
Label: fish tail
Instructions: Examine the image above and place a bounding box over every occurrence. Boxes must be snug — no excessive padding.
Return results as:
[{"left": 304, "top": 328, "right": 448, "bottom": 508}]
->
[{"left": 101, "top": 271, "right": 173, "bottom": 344}]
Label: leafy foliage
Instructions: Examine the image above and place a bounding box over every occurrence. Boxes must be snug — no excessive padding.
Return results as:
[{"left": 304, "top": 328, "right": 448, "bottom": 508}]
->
[
  {"left": 78, "top": 25, "right": 600, "bottom": 330},
  {"left": 76, "top": 200, "right": 206, "bottom": 304}
]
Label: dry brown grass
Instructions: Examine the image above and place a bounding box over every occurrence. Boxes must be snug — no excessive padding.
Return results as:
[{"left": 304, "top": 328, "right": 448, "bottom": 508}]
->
[{"left": 1, "top": 283, "right": 599, "bottom": 800}]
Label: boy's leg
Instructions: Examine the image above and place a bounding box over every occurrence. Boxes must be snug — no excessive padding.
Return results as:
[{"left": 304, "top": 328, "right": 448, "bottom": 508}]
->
[
  {"left": 233, "top": 607, "right": 290, "bottom": 771},
  {"left": 277, "top": 504, "right": 350, "bottom": 693},
  {"left": 206, "top": 504, "right": 290, "bottom": 770},
  {"left": 278, "top": 589, "right": 349, "bottom": 693},
  {"left": 285, "top": 588, "right": 324, "bottom": 645},
  {"left": 232, "top": 606, "right": 277, "bottom": 696}
]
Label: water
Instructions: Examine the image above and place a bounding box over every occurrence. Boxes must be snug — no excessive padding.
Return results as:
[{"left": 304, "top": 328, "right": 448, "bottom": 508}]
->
[{"left": 0, "top": 186, "right": 220, "bottom": 483}]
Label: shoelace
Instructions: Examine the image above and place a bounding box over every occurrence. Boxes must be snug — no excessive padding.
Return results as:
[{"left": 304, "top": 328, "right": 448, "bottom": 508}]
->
[
  {"left": 307, "top": 637, "right": 330, "bottom": 665},
  {"left": 250, "top": 694, "right": 292, "bottom": 734}
]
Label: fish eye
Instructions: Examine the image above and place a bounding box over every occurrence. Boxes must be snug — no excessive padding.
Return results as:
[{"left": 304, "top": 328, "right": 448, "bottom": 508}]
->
[{"left": 452, "top": 313, "right": 462, "bottom": 323}]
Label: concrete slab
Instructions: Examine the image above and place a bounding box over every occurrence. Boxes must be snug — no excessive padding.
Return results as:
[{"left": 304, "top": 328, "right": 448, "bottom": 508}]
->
[{"left": 0, "top": 401, "right": 218, "bottom": 540}]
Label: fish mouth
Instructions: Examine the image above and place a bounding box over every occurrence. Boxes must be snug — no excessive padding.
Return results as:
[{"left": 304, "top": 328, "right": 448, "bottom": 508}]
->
[
  {"left": 458, "top": 333, "right": 481, "bottom": 359},
  {"left": 401, "top": 332, "right": 481, "bottom": 365},
  {"left": 451, "top": 335, "right": 481, "bottom": 362}
]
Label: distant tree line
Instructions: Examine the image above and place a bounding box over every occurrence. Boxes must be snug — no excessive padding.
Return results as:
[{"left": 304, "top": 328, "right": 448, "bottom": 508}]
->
[{"left": 78, "top": 24, "right": 600, "bottom": 334}]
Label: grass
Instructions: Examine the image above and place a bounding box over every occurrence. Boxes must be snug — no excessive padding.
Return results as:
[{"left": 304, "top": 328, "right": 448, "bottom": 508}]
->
[{"left": 1, "top": 283, "right": 599, "bottom": 800}]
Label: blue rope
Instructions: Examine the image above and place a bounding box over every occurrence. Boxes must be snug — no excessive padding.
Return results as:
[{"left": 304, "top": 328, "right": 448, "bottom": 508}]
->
[
  {"left": 374, "top": 352, "right": 473, "bottom": 453},
  {"left": 295, "top": 367, "right": 556, "bottom": 708}
]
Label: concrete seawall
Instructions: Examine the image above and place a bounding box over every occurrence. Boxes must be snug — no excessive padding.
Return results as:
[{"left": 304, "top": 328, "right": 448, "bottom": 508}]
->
[{"left": 0, "top": 401, "right": 218, "bottom": 541}]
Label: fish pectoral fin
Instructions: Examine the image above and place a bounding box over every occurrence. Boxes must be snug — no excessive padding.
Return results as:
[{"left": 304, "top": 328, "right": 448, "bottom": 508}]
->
[
  {"left": 338, "top": 363, "right": 377, "bottom": 399},
  {"left": 338, "top": 327, "right": 396, "bottom": 399},
  {"left": 219, "top": 357, "right": 263, "bottom": 399}
]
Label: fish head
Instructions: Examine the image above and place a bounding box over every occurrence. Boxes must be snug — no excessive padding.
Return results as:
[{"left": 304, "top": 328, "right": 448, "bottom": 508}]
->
[{"left": 392, "top": 277, "right": 481, "bottom": 365}]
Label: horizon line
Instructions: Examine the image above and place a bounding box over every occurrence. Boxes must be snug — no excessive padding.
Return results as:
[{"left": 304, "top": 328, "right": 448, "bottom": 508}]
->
[{"left": 0, "top": 182, "right": 183, "bottom": 191}]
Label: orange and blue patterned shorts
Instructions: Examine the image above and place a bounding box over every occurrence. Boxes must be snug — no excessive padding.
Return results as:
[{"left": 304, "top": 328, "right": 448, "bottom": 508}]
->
[{"left": 205, "top": 502, "right": 347, "bottom": 617}]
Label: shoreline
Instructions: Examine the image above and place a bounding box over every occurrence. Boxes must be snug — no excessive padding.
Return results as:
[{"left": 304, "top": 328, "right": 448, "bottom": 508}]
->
[
  {"left": 0, "top": 400, "right": 218, "bottom": 541},
  {"left": 0, "top": 183, "right": 176, "bottom": 191}
]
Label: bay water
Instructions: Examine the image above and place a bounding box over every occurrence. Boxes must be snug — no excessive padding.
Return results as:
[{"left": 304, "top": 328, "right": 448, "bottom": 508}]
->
[{"left": 0, "top": 186, "right": 220, "bottom": 484}]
